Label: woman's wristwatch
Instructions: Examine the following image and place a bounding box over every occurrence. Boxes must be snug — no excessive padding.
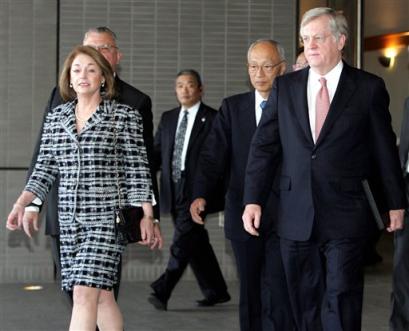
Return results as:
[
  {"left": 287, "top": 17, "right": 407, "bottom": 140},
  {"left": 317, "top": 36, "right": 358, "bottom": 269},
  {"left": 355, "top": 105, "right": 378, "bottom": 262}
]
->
[{"left": 25, "top": 197, "right": 43, "bottom": 213}]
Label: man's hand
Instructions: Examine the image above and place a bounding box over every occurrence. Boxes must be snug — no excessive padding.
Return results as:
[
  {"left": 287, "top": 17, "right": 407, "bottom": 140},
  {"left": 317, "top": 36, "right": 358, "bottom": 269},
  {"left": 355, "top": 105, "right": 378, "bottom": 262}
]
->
[
  {"left": 387, "top": 209, "right": 405, "bottom": 232},
  {"left": 190, "top": 198, "right": 207, "bottom": 225},
  {"left": 242, "top": 204, "right": 262, "bottom": 236}
]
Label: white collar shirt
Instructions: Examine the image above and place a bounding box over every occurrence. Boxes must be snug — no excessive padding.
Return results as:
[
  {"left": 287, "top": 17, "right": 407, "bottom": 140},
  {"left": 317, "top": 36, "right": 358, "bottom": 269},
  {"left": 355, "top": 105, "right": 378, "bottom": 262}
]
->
[
  {"left": 176, "top": 101, "right": 200, "bottom": 171},
  {"left": 255, "top": 90, "right": 267, "bottom": 126},
  {"left": 307, "top": 60, "right": 343, "bottom": 142}
]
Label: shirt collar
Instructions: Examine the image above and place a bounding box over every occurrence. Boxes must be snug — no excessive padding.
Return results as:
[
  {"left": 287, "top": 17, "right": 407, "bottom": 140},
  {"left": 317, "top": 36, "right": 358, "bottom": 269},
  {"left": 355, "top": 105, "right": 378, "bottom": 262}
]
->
[
  {"left": 181, "top": 100, "right": 201, "bottom": 115},
  {"left": 309, "top": 60, "right": 343, "bottom": 82},
  {"left": 255, "top": 90, "right": 267, "bottom": 108}
]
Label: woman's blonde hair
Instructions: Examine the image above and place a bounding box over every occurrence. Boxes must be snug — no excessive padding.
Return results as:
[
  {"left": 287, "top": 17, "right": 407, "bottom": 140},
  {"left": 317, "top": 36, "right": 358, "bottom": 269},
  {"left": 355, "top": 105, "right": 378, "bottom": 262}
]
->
[{"left": 59, "top": 45, "right": 116, "bottom": 101}]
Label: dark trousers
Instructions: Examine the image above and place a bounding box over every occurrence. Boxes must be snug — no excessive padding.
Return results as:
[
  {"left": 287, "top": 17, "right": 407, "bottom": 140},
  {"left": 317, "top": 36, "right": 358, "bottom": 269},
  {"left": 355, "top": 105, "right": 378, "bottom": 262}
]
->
[
  {"left": 231, "top": 233, "right": 294, "bottom": 331},
  {"left": 151, "top": 177, "right": 228, "bottom": 302},
  {"left": 151, "top": 221, "right": 228, "bottom": 301},
  {"left": 390, "top": 214, "right": 409, "bottom": 331},
  {"left": 280, "top": 237, "right": 366, "bottom": 331}
]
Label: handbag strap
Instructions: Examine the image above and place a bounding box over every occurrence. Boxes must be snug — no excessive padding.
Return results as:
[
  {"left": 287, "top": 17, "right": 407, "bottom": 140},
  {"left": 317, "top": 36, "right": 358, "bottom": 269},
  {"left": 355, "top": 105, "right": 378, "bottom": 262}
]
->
[{"left": 111, "top": 101, "right": 123, "bottom": 209}]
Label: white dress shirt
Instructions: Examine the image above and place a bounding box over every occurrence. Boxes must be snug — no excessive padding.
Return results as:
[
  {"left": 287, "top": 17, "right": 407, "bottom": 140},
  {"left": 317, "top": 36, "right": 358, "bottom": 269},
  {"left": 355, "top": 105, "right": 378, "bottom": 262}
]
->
[
  {"left": 307, "top": 60, "right": 343, "bottom": 142},
  {"left": 175, "top": 101, "right": 200, "bottom": 171},
  {"left": 255, "top": 90, "right": 267, "bottom": 126}
]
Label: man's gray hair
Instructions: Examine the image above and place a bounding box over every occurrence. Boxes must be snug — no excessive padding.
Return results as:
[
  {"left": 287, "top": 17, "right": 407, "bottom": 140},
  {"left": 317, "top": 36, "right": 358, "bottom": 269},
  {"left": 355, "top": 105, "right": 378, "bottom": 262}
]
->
[
  {"left": 83, "top": 26, "right": 118, "bottom": 44},
  {"left": 176, "top": 69, "right": 202, "bottom": 87},
  {"left": 247, "top": 39, "right": 286, "bottom": 62},
  {"left": 300, "top": 7, "right": 348, "bottom": 42}
]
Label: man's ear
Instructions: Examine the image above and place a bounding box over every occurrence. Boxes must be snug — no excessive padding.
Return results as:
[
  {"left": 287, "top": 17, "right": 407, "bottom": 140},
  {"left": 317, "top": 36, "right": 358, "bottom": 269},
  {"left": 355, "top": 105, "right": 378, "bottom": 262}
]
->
[
  {"left": 116, "top": 50, "right": 123, "bottom": 65},
  {"left": 279, "top": 62, "right": 287, "bottom": 76},
  {"left": 337, "top": 34, "right": 346, "bottom": 51}
]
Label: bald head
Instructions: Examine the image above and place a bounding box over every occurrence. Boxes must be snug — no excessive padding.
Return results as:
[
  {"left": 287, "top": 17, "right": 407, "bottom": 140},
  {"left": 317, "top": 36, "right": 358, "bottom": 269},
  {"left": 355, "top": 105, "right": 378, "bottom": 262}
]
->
[{"left": 247, "top": 40, "right": 287, "bottom": 99}]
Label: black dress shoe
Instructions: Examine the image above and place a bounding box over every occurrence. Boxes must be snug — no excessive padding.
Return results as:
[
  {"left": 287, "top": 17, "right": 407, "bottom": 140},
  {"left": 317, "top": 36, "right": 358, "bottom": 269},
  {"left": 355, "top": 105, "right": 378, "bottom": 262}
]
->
[
  {"left": 196, "top": 293, "right": 231, "bottom": 307},
  {"left": 148, "top": 292, "right": 168, "bottom": 311}
]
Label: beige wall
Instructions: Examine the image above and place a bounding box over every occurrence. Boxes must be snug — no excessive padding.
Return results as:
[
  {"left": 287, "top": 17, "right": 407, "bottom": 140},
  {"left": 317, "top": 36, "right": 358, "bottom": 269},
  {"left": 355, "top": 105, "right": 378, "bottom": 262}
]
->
[
  {"left": 363, "top": 0, "right": 409, "bottom": 136},
  {"left": 0, "top": 0, "right": 57, "bottom": 284}
]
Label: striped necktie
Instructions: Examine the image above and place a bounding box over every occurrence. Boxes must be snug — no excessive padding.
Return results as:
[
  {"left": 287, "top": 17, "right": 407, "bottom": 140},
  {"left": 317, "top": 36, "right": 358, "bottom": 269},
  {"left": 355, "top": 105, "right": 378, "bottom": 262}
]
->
[{"left": 172, "top": 110, "right": 189, "bottom": 182}]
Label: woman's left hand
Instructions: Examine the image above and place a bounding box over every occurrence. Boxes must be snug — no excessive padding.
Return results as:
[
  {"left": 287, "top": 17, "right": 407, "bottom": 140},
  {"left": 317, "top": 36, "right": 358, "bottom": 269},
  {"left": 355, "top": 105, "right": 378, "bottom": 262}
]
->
[
  {"left": 139, "top": 215, "right": 155, "bottom": 246},
  {"left": 150, "top": 223, "right": 163, "bottom": 250},
  {"left": 139, "top": 217, "right": 164, "bottom": 250}
]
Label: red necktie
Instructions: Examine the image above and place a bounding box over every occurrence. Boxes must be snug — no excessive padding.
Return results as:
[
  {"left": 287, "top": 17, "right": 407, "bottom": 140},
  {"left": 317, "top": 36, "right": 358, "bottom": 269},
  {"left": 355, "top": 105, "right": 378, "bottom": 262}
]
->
[{"left": 315, "top": 77, "right": 330, "bottom": 140}]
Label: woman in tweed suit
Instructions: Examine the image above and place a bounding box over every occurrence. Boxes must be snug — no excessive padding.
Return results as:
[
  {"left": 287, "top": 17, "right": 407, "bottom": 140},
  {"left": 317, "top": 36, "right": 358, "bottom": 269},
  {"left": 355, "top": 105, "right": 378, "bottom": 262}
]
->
[{"left": 6, "top": 45, "right": 158, "bottom": 331}]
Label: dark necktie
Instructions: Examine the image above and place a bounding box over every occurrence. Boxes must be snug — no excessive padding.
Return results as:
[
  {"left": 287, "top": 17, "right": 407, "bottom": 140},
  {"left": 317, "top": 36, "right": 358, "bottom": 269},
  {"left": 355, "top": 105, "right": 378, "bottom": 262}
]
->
[
  {"left": 172, "top": 110, "right": 189, "bottom": 182},
  {"left": 260, "top": 100, "right": 267, "bottom": 110},
  {"left": 315, "top": 77, "right": 330, "bottom": 140}
]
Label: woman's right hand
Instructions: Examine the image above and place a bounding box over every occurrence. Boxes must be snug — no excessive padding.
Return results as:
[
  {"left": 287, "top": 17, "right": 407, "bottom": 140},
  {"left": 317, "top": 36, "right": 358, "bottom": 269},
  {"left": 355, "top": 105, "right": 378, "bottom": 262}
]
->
[
  {"left": 6, "top": 203, "right": 24, "bottom": 231},
  {"left": 7, "top": 203, "right": 40, "bottom": 237}
]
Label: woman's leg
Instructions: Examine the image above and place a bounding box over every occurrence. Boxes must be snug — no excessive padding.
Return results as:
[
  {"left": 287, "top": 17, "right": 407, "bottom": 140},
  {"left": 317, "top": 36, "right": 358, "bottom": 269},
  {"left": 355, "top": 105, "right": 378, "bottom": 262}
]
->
[
  {"left": 97, "top": 289, "right": 123, "bottom": 331},
  {"left": 70, "top": 285, "right": 100, "bottom": 331}
]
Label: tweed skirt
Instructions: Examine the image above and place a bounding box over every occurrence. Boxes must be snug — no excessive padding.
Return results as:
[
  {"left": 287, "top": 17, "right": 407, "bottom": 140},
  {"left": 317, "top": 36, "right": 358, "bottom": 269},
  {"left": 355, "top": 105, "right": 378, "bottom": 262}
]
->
[{"left": 59, "top": 219, "right": 125, "bottom": 292}]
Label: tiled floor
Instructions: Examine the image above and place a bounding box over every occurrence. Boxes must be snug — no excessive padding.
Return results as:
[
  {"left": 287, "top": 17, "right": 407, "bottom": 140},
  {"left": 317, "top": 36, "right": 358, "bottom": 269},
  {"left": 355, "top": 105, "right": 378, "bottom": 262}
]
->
[{"left": 0, "top": 233, "right": 396, "bottom": 331}]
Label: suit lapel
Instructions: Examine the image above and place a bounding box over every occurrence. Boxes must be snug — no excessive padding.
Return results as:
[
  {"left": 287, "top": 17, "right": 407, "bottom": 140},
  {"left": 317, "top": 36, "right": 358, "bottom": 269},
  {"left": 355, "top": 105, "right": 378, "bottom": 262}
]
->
[
  {"left": 315, "top": 63, "right": 356, "bottom": 147},
  {"left": 169, "top": 107, "right": 180, "bottom": 151},
  {"left": 59, "top": 101, "right": 78, "bottom": 142},
  {"left": 164, "top": 107, "right": 180, "bottom": 172},
  {"left": 289, "top": 69, "right": 314, "bottom": 145},
  {"left": 187, "top": 103, "right": 207, "bottom": 153},
  {"left": 81, "top": 100, "right": 110, "bottom": 134},
  {"left": 243, "top": 92, "right": 257, "bottom": 131}
]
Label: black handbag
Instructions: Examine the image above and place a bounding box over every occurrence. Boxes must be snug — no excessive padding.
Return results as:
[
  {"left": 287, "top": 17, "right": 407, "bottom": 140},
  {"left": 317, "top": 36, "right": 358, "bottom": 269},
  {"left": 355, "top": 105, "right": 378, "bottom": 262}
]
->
[
  {"left": 112, "top": 106, "right": 143, "bottom": 244},
  {"left": 115, "top": 206, "right": 143, "bottom": 244}
]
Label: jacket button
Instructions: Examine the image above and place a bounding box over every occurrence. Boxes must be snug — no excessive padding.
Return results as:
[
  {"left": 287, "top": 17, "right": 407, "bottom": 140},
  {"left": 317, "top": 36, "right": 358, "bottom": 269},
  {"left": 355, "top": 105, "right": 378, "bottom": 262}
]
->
[{"left": 311, "top": 154, "right": 317, "bottom": 160}]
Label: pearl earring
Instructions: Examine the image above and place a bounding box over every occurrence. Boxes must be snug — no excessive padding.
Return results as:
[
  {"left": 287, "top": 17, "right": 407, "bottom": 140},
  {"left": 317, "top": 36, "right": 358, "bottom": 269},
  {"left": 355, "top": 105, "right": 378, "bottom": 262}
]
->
[
  {"left": 69, "top": 83, "right": 73, "bottom": 88},
  {"left": 101, "top": 81, "right": 105, "bottom": 87}
]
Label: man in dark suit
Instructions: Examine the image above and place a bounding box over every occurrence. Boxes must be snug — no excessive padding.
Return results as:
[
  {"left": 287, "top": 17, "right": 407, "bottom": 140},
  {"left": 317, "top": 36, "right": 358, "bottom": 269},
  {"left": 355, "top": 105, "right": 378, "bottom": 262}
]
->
[
  {"left": 27, "top": 27, "right": 162, "bottom": 302},
  {"left": 148, "top": 69, "right": 230, "bottom": 311},
  {"left": 390, "top": 96, "right": 409, "bottom": 331},
  {"left": 243, "top": 8, "right": 406, "bottom": 331},
  {"left": 190, "top": 40, "right": 293, "bottom": 331}
]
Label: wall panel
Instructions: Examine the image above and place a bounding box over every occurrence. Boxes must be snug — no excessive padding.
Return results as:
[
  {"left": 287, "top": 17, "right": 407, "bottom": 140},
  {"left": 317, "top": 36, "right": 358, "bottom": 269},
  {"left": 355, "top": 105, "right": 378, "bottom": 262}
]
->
[{"left": 0, "top": 0, "right": 57, "bottom": 283}]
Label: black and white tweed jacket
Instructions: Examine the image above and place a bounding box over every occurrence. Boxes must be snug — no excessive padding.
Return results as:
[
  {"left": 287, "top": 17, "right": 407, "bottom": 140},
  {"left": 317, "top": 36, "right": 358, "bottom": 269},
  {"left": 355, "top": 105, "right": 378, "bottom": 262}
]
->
[{"left": 26, "top": 99, "right": 154, "bottom": 226}]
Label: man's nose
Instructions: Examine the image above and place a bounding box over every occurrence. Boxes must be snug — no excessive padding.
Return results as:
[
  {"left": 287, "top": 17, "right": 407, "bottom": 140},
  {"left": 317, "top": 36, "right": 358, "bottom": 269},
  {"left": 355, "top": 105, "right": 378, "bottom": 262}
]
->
[{"left": 255, "top": 67, "right": 266, "bottom": 76}]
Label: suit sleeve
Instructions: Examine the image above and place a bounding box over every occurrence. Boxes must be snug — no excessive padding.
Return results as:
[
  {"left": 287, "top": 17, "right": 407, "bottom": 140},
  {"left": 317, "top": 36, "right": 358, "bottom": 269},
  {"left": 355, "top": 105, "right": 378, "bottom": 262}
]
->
[
  {"left": 137, "top": 95, "right": 154, "bottom": 166},
  {"left": 369, "top": 78, "right": 406, "bottom": 210},
  {"left": 27, "top": 87, "right": 63, "bottom": 235},
  {"left": 120, "top": 108, "right": 154, "bottom": 205},
  {"left": 399, "top": 97, "right": 409, "bottom": 169},
  {"left": 153, "top": 113, "right": 164, "bottom": 173},
  {"left": 27, "top": 87, "right": 59, "bottom": 181},
  {"left": 192, "top": 100, "right": 231, "bottom": 201},
  {"left": 25, "top": 112, "right": 59, "bottom": 201},
  {"left": 136, "top": 95, "right": 161, "bottom": 219},
  {"left": 243, "top": 81, "right": 282, "bottom": 207}
]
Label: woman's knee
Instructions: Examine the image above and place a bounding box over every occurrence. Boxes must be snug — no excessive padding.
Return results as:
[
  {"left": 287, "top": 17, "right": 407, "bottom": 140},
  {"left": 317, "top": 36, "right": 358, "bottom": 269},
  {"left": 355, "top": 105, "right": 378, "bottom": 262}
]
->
[
  {"left": 97, "top": 289, "right": 115, "bottom": 306},
  {"left": 72, "top": 285, "right": 99, "bottom": 306}
]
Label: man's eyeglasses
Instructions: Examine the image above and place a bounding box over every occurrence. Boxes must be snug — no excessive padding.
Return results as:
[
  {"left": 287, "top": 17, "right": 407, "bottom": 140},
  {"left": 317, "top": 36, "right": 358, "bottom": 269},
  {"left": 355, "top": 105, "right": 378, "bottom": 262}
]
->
[
  {"left": 300, "top": 33, "right": 332, "bottom": 45},
  {"left": 89, "top": 44, "right": 118, "bottom": 53},
  {"left": 248, "top": 60, "right": 285, "bottom": 74}
]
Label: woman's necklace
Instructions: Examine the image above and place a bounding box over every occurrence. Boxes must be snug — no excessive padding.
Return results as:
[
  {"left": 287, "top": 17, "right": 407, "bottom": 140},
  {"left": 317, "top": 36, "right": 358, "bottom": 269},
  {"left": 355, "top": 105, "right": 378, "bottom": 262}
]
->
[{"left": 75, "top": 104, "right": 91, "bottom": 122}]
